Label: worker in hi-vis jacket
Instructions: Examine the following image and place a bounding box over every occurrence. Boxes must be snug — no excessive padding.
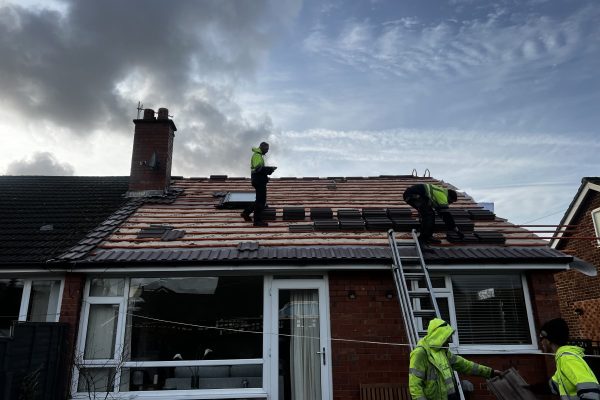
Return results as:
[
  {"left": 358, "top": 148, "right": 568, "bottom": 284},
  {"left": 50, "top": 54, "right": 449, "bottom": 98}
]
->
[
  {"left": 241, "top": 142, "right": 270, "bottom": 227},
  {"left": 403, "top": 183, "right": 463, "bottom": 246},
  {"left": 409, "top": 318, "right": 501, "bottom": 400}
]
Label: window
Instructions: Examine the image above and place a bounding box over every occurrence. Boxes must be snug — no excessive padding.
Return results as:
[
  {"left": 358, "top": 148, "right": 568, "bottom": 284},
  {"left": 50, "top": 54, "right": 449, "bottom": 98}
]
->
[
  {"left": 75, "top": 276, "right": 264, "bottom": 395},
  {"left": 217, "top": 192, "right": 256, "bottom": 209},
  {"left": 0, "top": 278, "right": 63, "bottom": 336},
  {"left": 592, "top": 207, "right": 600, "bottom": 246},
  {"left": 417, "top": 273, "right": 535, "bottom": 351}
]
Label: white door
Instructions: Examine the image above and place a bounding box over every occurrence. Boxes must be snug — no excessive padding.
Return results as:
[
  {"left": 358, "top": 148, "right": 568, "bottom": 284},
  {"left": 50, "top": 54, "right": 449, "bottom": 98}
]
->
[{"left": 269, "top": 278, "right": 332, "bottom": 400}]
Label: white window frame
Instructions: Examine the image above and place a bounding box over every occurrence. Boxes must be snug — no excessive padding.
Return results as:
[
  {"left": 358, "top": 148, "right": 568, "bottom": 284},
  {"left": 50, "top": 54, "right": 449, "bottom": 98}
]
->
[
  {"left": 72, "top": 275, "right": 269, "bottom": 400},
  {"left": 0, "top": 276, "right": 65, "bottom": 324},
  {"left": 426, "top": 273, "right": 539, "bottom": 354},
  {"left": 592, "top": 207, "right": 600, "bottom": 247}
]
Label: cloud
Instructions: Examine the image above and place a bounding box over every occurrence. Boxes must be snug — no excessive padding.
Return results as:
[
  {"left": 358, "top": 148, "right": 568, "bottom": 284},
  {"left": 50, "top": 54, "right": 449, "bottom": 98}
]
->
[
  {"left": 0, "top": 0, "right": 302, "bottom": 176},
  {"left": 303, "top": 4, "right": 600, "bottom": 81},
  {"left": 5, "top": 151, "right": 75, "bottom": 175}
]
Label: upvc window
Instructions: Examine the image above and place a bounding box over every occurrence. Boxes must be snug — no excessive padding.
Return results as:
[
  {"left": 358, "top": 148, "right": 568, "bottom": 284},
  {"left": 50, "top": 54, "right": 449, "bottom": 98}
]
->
[
  {"left": 0, "top": 278, "right": 63, "bottom": 337},
  {"left": 413, "top": 273, "right": 536, "bottom": 352},
  {"left": 592, "top": 207, "right": 600, "bottom": 246},
  {"left": 74, "top": 276, "right": 265, "bottom": 397}
]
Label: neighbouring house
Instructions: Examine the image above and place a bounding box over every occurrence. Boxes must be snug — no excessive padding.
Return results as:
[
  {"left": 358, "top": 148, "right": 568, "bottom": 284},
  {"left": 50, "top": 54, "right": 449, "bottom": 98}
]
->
[
  {"left": 551, "top": 178, "right": 600, "bottom": 345},
  {"left": 2, "top": 107, "right": 580, "bottom": 400},
  {"left": 0, "top": 175, "right": 131, "bottom": 399}
]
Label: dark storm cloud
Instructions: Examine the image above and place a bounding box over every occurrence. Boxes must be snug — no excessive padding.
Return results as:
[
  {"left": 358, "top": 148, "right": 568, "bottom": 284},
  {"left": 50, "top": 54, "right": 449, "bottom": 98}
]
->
[
  {"left": 0, "top": 0, "right": 300, "bottom": 175},
  {"left": 6, "top": 151, "right": 75, "bottom": 175}
]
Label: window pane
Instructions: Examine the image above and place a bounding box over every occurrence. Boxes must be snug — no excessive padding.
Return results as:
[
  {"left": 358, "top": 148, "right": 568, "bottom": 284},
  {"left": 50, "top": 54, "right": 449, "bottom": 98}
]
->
[
  {"left": 120, "top": 364, "right": 263, "bottom": 391},
  {"left": 0, "top": 279, "right": 24, "bottom": 336},
  {"left": 451, "top": 275, "right": 531, "bottom": 345},
  {"left": 126, "top": 277, "right": 263, "bottom": 361},
  {"left": 28, "top": 280, "right": 61, "bottom": 322},
  {"left": 420, "top": 297, "right": 451, "bottom": 331},
  {"left": 418, "top": 277, "right": 447, "bottom": 289},
  {"left": 84, "top": 304, "right": 119, "bottom": 359},
  {"left": 77, "top": 368, "right": 115, "bottom": 392},
  {"left": 593, "top": 210, "right": 600, "bottom": 241},
  {"left": 90, "top": 279, "right": 124, "bottom": 297}
]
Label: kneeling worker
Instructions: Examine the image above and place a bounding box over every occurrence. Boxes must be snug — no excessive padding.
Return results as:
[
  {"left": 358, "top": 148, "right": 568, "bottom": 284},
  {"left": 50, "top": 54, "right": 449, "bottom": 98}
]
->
[
  {"left": 403, "top": 183, "right": 463, "bottom": 245},
  {"left": 409, "top": 318, "right": 501, "bottom": 400}
]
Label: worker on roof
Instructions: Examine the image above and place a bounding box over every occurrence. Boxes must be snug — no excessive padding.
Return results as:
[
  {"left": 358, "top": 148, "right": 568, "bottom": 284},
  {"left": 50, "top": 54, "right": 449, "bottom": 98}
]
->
[
  {"left": 403, "top": 183, "right": 463, "bottom": 246},
  {"left": 241, "top": 142, "right": 270, "bottom": 227},
  {"left": 409, "top": 318, "right": 501, "bottom": 400},
  {"left": 526, "top": 318, "right": 600, "bottom": 399}
]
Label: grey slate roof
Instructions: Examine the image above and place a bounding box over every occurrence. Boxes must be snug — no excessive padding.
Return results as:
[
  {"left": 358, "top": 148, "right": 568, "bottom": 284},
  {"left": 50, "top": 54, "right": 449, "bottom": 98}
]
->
[
  {"left": 0, "top": 176, "right": 130, "bottom": 264},
  {"left": 83, "top": 245, "right": 570, "bottom": 266}
]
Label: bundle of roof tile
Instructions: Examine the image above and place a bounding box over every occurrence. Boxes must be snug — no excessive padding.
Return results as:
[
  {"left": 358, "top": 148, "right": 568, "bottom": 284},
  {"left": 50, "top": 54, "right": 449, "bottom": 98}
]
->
[
  {"left": 474, "top": 231, "right": 506, "bottom": 244},
  {"left": 361, "top": 208, "right": 388, "bottom": 219},
  {"left": 262, "top": 207, "right": 277, "bottom": 221},
  {"left": 339, "top": 219, "right": 366, "bottom": 230},
  {"left": 310, "top": 207, "right": 333, "bottom": 220},
  {"left": 365, "top": 217, "right": 393, "bottom": 231},
  {"left": 391, "top": 218, "right": 420, "bottom": 232},
  {"left": 446, "top": 231, "right": 480, "bottom": 243},
  {"left": 283, "top": 207, "right": 306, "bottom": 221},
  {"left": 314, "top": 219, "right": 340, "bottom": 231},
  {"left": 289, "top": 224, "right": 315, "bottom": 233},
  {"left": 386, "top": 207, "right": 413, "bottom": 219},
  {"left": 337, "top": 208, "right": 362, "bottom": 219},
  {"left": 468, "top": 209, "right": 496, "bottom": 220}
]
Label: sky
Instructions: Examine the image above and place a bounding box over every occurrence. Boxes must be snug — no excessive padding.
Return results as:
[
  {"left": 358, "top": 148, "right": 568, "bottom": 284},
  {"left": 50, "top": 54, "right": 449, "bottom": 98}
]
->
[{"left": 0, "top": 0, "right": 598, "bottom": 230}]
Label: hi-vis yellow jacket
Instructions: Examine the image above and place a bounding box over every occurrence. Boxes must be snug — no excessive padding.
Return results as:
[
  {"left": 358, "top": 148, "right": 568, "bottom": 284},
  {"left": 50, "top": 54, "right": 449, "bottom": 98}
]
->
[
  {"left": 424, "top": 184, "right": 450, "bottom": 208},
  {"left": 250, "top": 147, "right": 265, "bottom": 173},
  {"left": 409, "top": 318, "right": 492, "bottom": 400},
  {"left": 551, "top": 345, "right": 600, "bottom": 399}
]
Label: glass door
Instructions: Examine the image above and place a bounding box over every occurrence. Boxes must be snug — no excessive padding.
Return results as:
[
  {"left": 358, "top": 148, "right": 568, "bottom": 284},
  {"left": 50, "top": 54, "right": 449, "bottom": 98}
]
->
[{"left": 269, "top": 279, "right": 331, "bottom": 400}]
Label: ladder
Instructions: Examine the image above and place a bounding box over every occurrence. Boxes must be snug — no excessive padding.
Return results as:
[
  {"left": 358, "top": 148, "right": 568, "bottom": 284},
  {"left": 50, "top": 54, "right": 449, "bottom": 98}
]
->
[{"left": 388, "top": 229, "right": 466, "bottom": 400}]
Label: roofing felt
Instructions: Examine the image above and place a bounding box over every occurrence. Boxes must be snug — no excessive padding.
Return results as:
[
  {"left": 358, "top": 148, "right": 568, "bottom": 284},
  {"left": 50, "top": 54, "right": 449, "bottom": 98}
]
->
[
  {"left": 87, "top": 176, "right": 564, "bottom": 264},
  {"left": 0, "top": 176, "right": 130, "bottom": 264}
]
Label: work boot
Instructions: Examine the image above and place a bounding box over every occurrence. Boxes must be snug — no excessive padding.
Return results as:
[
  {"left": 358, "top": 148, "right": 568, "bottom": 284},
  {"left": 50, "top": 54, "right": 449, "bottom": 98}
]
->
[
  {"left": 253, "top": 221, "right": 269, "bottom": 227},
  {"left": 240, "top": 212, "right": 252, "bottom": 222}
]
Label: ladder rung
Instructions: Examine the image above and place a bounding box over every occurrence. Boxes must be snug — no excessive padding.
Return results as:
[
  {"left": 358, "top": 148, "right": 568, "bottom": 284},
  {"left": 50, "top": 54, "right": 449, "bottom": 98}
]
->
[
  {"left": 399, "top": 256, "right": 420, "bottom": 260},
  {"left": 403, "top": 273, "right": 425, "bottom": 279},
  {"left": 395, "top": 242, "right": 417, "bottom": 247},
  {"left": 418, "top": 331, "right": 427, "bottom": 337},
  {"left": 408, "top": 291, "right": 431, "bottom": 298},
  {"left": 413, "top": 309, "right": 437, "bottom": 317}
]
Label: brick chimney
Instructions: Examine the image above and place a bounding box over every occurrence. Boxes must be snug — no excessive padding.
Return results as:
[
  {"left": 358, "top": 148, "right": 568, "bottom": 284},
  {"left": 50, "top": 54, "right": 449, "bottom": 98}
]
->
[{"left": 127, "top": 107, "right": 177, "bottom": 197}]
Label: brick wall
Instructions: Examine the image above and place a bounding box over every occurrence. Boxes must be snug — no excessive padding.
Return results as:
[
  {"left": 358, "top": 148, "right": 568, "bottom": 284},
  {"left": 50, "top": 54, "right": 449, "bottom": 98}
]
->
[
  {"left": 555, "top": 190, "right": 600, "bottom": 339},
  {"left": 58, "top": 273, "right": 86, "bottom": 392},
  {"left": 329, "top": 270, "right": 556, "bottom": 400}
]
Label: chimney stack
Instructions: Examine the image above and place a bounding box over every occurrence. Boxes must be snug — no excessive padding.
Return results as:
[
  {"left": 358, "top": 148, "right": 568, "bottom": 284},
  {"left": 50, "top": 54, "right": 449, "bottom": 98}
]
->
[{"left": 127, "top": 107, "right": 177, "bottom": 197}]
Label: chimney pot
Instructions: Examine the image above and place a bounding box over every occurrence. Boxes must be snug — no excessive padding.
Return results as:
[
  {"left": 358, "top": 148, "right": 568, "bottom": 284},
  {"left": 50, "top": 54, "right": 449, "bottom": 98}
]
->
[
  {"left": 143, "top": 108, "right": 155, "bottom": 120},
  {"left": 157, "top": 108, "right": 169, "bottom": 120}
]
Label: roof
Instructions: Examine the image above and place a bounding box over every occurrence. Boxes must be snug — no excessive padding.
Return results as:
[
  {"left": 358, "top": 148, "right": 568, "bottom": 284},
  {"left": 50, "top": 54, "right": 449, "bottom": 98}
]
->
[
  {"left": 80, "top": 175, "right": 567, "bottom": 266},
  {"left": 0, "top": 176, "right": 130, "bottom": 264},
  {"left": 551, "top": 177, "right": 600, "bottom": 249}
]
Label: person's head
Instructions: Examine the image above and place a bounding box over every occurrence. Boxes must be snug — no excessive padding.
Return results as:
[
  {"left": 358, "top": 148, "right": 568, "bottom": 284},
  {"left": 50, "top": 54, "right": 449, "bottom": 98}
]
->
[
  {"left": 539, "top": 318, "right": 569, "bottom": 352},
  {"left": 447, "top": 189, "right": 458, "bottom": 204},
  {"left": 259, "top": 142, "right": 269, "bottom": 155}
]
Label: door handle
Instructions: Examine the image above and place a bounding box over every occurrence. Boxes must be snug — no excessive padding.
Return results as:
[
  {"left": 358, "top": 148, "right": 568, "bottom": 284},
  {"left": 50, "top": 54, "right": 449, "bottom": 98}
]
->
[{"left": 316, "top": 347, "right": 326, "bottom": 365}]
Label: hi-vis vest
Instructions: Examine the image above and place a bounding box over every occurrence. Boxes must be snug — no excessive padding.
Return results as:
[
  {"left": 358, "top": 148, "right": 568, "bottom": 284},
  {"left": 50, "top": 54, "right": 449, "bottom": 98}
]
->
[
  {"left": 552, "top": 345, "right": 600, "bottom": 399},
  {"left": 424, "top": 184, "right": 449, "bottom": 208},
  {"left": 409, "top": 319, "right": 492, "bottom": 400},
  {"left": 250, "top": 147, "right": 265, "bottom": 173}
]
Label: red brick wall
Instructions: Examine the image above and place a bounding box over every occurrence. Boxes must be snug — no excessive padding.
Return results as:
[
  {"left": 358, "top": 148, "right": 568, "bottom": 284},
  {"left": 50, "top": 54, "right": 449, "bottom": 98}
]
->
[
  {"left": 58, "top": 273, "right": 86, "bottom": 390},
  {"left": 554, "top": 190, "right": 600, "bottom": 339},
  {"left": 329, "top": 270, "right": 556, "bottom": 400}
]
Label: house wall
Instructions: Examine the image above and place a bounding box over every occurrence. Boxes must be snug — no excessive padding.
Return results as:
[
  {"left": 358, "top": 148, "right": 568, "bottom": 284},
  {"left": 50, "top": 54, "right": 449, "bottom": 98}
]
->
[
  {"left": 58, "top": 273, "right": 86, "bottom": 392},
  {"left": 555, "top": 191, "right": 600, "bottom": 340},
  {"left": 329, "top": 270, "right": 557, "bottom": 400}
]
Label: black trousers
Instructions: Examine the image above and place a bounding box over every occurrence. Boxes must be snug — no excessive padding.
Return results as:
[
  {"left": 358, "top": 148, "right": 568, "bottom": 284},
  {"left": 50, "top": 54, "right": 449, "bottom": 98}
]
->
[
  {"left": 405, "top": 184, "right": 456, "bottom": 241},
  {"left": 244, "top": 176, "right": 268, "bottom": 222}
]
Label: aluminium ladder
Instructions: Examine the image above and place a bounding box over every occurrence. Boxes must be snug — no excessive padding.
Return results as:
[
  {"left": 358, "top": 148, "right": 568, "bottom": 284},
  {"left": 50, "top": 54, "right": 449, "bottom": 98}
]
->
[{"left": 387, "top": 229, "right": 466, "bottom": 400}]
